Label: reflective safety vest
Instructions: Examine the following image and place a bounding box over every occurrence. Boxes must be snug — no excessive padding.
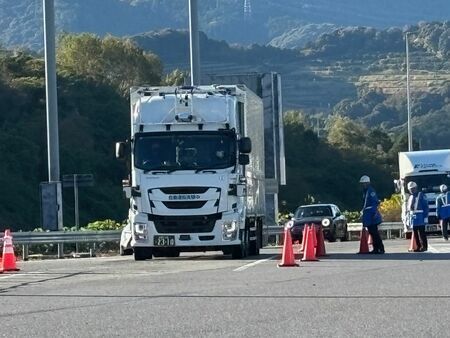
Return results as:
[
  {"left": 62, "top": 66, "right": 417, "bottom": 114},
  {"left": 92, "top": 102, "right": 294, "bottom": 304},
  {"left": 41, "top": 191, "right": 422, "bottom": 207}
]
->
[
  {"left": 362, "top": 186, "right": 382, "bottom": 227},
  {"left": 407, "top": 192, "right": 428, "bottom": 226},
  {"left": 437, "top": 192, "right": 450, "bottom": 220}
]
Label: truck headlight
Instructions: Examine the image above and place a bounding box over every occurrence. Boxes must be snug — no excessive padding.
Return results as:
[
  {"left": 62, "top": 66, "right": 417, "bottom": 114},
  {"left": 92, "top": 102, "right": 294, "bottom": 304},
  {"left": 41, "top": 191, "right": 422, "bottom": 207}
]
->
[
  {"left": 134, "top": 222, "right": 148, "bottom": 240},
  {"left": 322, "top": 218, "right": 331, "bottom": 227},
  {"left": 222, "top": 221, "right": 238, "bottom": 240}
]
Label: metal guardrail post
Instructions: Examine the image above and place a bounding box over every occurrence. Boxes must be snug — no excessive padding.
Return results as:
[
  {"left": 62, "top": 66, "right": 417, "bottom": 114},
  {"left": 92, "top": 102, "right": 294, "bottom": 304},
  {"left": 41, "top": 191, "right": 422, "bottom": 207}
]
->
[
  {"left": 22, "top": 244, "right": 29, "bottom": 261},
  {"left": 57, "top": 243, "right": 64, "bottom": 258}
]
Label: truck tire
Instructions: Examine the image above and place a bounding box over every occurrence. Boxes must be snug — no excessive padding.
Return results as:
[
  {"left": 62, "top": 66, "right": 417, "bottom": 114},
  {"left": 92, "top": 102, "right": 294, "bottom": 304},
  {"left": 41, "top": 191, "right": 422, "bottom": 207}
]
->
[
  {"left": 232, "top": 228, "right": 249, "bottom": 259},
  {"left": 166, "top": 249, "right": 180, "bottom": 258},
  {"left": 134, "top": 247, "right": 152, "bottom": 261},
  {"left": 120, "top": 246, "right": 133, "bottom": 256},
  {"left": 249, "top": 220, "right": 261, "bottom": 256}
]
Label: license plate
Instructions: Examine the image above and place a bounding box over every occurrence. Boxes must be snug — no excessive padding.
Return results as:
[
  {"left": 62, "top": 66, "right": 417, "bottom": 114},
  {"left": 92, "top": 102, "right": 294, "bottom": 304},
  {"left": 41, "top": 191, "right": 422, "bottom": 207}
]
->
[{"left": 153, "top": 235, "right": 175, "bottom": 247}]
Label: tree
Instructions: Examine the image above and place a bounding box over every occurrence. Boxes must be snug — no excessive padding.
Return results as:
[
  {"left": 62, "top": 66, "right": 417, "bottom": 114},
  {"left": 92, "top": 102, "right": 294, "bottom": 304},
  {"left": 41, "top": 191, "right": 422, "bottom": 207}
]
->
[
  {"left": 57, "top": 33, "right": 163, "bottom": 95},
  {"left": 326, "top": 115, "right": 366, "bottom": 150},
  {"left": 162, "top": 69, "right": 188, "bottom": 86}
]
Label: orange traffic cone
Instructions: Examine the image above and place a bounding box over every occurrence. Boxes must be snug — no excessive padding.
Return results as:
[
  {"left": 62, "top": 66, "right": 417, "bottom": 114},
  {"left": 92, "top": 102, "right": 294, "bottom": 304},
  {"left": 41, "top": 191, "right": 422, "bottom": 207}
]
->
[
  {"left": 368, "top": 234, "right": 373, "bottom": 246},
  {"left": 312, "top": 224, "right": 318, "bottom": 247},
  {"left": 278, "top": 227, "right": 299, "bottom": 267},
  {"left": 408, "top": 231, "right": 418, "bottom": 252},
  {"left": 1, "top": 229, "right": 20, "bottom": 272},
  {"left": 301, "top": 225, "right": 319, "bottom": 261},
  {"left": 358, "top": 228, "right": 370, "bottom": 254},
  {"left": 299, "top": 226, "right": 307, "bottom": 253},
  {"left": 316, "top": 225, "right": 327, "bottom": 257}
]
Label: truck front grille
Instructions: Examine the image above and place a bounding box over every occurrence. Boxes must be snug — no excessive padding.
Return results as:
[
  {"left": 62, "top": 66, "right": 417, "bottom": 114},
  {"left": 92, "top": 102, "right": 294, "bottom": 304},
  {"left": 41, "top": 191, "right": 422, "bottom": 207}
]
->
[
  {"left": 148, "top": 213, "right": 222, "bottom": 233},
  {"left": 162, "top": 201, "right": 207, "bottom": 209},
  {"left": 159, "top": 187, "right": 210, "bottom": 194}
]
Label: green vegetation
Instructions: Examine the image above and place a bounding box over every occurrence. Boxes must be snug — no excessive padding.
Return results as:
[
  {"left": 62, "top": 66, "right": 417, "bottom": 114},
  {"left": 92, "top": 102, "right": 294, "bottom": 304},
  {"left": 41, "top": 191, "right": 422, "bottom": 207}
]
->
[
  {"left": 1, "top": 21, "right": 449, "bottom": 229},
  {"left": 0, "top": 35, "right": 161, "bottom": 231},
  {"left": 279, "top": 112, "right": 395, "bottom": 212}
]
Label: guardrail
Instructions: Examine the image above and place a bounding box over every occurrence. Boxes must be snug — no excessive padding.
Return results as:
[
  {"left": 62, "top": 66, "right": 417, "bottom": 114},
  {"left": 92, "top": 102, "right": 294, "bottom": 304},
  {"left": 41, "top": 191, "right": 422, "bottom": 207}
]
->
[
  {"left": 1, "top": 230, "right": 122, "bottom": 261},
  {"left": 267, "top": 222, "right": 404, "bottom": 244},
  {"left": 2, "top": 222, "right": 405, "bottom": 260}
]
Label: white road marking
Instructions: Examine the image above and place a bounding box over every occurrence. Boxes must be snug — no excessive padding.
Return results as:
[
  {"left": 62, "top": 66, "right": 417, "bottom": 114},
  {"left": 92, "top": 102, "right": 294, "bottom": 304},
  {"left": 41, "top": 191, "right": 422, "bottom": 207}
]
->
[
  {"left": 0, "top": 273, "right": 23, "bottom": 280},
  {"left": 233, "top": 255, "right": 277, "bottom": 272}
]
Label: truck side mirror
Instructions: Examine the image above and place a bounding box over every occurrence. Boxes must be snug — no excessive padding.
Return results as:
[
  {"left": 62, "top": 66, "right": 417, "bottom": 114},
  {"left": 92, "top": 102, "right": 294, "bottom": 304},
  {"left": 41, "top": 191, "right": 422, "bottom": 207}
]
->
[
  {"left": 393, "top": 179, "right": 401, "bottom": 193},
  {"left": 239, "top": 137, "right": 252, "bottom": 154},
  {"left": 116, "top": 142, "right": 126, "bottom": 159},
  {"left": 239, "top": 154, "right": 250, "bottom": 165}
]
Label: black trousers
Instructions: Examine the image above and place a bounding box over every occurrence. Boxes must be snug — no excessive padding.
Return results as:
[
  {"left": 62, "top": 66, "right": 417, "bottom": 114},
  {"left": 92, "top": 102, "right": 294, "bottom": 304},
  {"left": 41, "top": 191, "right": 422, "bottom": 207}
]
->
[
  {"left": 367, "top": 224, "right": 384, "bottom": 252},
  {"left": 413, "top": 226, "right": 428, "bottom": 250},
  {"left": 441, "top": 218, "right": 450, "bottom": 239}
]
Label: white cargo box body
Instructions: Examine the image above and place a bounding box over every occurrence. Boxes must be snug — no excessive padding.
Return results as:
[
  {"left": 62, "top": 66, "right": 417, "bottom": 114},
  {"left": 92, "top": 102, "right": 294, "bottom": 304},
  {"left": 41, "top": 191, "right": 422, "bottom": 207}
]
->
[
  {"left": 399, "top": 150, "right": 450, "bottom": 178},
  {"left": 398, "top": 149, "right": 450, "bottom": 228},
  {"left": 130, "top": 85, "right": 266, "bottom": 219}
]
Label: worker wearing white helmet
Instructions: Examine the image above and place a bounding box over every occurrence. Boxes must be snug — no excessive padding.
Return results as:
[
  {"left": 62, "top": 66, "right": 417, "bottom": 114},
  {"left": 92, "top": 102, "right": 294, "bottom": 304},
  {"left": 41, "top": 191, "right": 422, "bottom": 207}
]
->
[
  {"left": 436, "top": 184, "right": 450, "bottom": 241},
  {"left": 407, "top": 181, "right": 429, "bottom": 251},
  {"left": 359, "top": 175, "right": 384, "bottom": 254}
]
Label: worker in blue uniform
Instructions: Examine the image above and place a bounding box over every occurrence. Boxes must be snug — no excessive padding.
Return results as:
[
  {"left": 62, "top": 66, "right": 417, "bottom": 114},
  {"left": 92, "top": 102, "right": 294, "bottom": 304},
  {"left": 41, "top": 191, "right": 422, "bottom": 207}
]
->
[
  {"left": 360, "top": 175, "right": 384, "bottom": 254},
  {"left": 407, "top": 181, "right": 429, "bottom": 252},
  {"left": 436, "top": 184, "right": 450, "bottom": 241}
]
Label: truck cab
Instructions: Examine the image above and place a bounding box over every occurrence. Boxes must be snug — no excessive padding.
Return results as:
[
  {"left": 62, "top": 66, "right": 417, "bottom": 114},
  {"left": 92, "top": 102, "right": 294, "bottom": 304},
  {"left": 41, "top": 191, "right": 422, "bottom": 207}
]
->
[
  {"left": 396, "top": 150, "right": 450, "bottom": 232},
  {"left": 117, "top": 85, "right": 265, "bottom": 260}
]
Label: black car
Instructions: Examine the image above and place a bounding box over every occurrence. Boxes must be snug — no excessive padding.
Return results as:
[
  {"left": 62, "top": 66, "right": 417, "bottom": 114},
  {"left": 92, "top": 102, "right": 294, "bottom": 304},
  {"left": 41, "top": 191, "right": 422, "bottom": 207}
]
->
[{"left": 289, "top": 204, "right": 348, "bottom": 242}]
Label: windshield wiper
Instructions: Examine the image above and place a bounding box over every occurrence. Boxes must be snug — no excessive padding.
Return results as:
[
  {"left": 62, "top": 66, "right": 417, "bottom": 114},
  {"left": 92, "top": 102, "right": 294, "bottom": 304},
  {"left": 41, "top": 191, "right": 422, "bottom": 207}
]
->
[
  {"left": 143, "top": 166, "right": 180, "bottom": 174},
  {"left": 195, "top": 168, "right": 217, "bottom": 174}
]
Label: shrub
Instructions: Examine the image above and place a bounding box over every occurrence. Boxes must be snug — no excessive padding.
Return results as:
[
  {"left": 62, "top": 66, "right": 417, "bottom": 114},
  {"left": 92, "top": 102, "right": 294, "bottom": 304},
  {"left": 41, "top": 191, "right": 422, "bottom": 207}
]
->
[
  {"left": 343, "top": 211, "right": 361, "bottom": 223},
  {"left": 85, "top": 219, "right": 124, "bottom": 231},
  {"left": 379, "top": 194, "right": 402, "bottom": 222}
]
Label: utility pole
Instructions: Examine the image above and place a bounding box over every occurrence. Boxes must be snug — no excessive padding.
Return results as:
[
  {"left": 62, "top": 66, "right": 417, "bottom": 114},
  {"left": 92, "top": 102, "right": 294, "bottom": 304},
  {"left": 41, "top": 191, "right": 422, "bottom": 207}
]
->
[
  {"left": 406, "top": 32, "right": 413, "bottom": 152},
  {"left": 188, "top": 0, "right": 200, "bottom": 85},
  {"left": 43, "top": 0, "right": 63, "bottom": 231}
]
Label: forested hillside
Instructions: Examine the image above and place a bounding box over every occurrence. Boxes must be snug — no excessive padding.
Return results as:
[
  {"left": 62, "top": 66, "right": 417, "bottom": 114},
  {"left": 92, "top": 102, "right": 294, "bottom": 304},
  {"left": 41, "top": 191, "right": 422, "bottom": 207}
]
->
[
  {"left": 0, "top": 33, "right": 402, "bottom": 230},
  {"left": 0, "top": 35, "right": 162, "bottom": 230},
  {"left": 1, "top": 0, "right": 450, "bottom": 49},
  {"left": 1, "top": 19, "right": 449, "bottom": 229},
  {"left": 130, "top": 22, "right": 450, "bottom": 150}
]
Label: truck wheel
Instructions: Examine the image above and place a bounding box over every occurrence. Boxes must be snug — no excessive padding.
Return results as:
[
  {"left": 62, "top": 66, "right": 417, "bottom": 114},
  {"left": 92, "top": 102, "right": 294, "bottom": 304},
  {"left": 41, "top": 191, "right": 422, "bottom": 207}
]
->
[
  {"left": 134, "top": 247, "right": 152, "bottom": 261},
  {"left": 232, "top": 228, "right": 249, "bottom": 259},
  {"left": 249, "top": 222, "right": 261, "bottom": 256},
  {"left": 249, "top": 240, "right": 259, "bottom": 256},
  {"left": 166, "top": 249, "right": 180, "bottom": 258},
  {"left": 120, "top": 246, "right": 133, "bottom": 256}
]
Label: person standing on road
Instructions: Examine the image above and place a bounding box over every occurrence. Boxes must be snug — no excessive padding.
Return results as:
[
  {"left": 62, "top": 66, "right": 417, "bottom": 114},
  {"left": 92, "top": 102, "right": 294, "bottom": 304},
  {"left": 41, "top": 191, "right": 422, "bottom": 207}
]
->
[
  {"left": 360, "top": 175, "right": 385, "bottom": 254},
  {"left": 407, "top": 181, "right": 429, "bottom": 252},
  {"left": 436, "top": 184, "right": 450, "bottom": 241}
]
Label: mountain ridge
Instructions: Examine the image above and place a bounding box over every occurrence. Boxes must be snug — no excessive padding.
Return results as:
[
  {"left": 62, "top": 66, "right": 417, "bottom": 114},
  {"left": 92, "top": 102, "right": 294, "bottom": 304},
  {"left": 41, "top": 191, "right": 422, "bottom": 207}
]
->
[{"left": 1, "top": 0, "right": 450, "bottom": 50}]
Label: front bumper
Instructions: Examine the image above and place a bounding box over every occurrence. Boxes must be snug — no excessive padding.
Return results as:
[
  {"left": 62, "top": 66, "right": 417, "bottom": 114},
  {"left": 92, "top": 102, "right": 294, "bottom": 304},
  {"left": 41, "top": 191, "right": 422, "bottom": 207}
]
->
[{"left": 130, "top": 213, "right": 243, "bottom": 248}]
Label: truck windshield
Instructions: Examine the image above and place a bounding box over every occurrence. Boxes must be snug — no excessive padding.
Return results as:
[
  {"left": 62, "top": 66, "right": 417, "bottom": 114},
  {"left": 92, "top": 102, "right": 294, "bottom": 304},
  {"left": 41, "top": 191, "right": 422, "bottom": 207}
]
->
[
  {"left": 134, "top": 131, "right": 236, "bottom": 171},
  {"left": 404, "top": 174, "right": 450, "bottom": 193}
]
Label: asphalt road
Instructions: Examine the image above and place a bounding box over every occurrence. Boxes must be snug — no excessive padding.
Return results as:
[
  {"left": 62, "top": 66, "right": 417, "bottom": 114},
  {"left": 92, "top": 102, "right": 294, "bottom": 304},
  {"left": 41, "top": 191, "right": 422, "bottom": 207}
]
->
[{"left": 1, "top": 238, "right": 450, "bottom": 337}]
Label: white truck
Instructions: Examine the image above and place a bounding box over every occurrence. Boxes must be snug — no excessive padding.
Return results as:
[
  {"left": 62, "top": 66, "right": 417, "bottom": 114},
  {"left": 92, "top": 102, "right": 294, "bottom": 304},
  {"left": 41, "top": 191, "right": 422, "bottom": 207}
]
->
[
  {"left": 395, "top": 150, "right": 450, "bottom": 232},
  {"left": 116, "top": 85, "right": 267, "bottom": 260}
]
